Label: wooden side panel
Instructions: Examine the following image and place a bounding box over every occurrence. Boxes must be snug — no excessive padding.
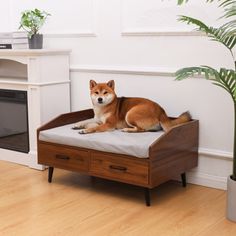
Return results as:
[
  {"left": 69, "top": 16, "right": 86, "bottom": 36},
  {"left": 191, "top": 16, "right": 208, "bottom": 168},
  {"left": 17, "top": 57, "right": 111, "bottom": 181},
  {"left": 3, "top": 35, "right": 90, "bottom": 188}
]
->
[
  {"left": 37, "top": 109, "right": 94, "bottom": 157},
  {"left": 149, "top": 120, "right": 199, "bottom": 187},
  {"left": 37, "top": 109, "right": 94, "bottom": 136},
  {"left": 150, "top": 152, "right": 198, "bottom": 187}
]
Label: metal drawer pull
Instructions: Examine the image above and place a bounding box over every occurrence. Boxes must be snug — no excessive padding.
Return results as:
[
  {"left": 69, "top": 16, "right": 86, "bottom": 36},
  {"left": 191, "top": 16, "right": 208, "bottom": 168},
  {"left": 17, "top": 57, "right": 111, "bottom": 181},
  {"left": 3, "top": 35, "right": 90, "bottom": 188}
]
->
[
  {"left": 55, "top": 154, "right": 70, "bottom": 160},
  {"left": 109, "top": 165, "right": 127, "bottom": 172}
]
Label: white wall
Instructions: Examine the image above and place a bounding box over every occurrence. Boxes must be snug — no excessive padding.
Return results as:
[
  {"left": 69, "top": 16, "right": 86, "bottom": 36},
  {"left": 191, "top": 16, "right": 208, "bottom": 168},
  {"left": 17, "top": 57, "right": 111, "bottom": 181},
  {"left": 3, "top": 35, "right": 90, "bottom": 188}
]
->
[{"left": 1, "top": 0, "right": 234, "bottom": 189}]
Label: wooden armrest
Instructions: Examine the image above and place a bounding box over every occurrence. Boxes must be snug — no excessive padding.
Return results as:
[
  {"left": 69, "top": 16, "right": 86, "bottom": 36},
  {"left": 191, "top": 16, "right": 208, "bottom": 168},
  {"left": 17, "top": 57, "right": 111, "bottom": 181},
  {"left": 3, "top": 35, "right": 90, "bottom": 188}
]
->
[
  {"left": 37, "top": 109, "right": 94, "bottom": 137},
  {"left": 149, "top": 120, "right": 199, "bottom": 161}
]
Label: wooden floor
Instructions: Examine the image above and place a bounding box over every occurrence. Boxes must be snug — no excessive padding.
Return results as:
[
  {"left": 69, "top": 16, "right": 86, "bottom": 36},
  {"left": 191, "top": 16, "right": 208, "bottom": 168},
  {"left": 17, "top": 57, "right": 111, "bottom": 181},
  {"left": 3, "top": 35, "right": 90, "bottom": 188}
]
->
[{"left": 0, "top": 160, "right": 235, "bottom": 236}]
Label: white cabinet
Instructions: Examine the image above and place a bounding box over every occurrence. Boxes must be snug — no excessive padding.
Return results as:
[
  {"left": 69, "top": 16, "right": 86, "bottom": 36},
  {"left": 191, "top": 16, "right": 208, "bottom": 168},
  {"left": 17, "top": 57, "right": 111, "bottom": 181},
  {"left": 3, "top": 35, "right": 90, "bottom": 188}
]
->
[{"left": 0, "top": 49, "right": 71, "bottom": 169}]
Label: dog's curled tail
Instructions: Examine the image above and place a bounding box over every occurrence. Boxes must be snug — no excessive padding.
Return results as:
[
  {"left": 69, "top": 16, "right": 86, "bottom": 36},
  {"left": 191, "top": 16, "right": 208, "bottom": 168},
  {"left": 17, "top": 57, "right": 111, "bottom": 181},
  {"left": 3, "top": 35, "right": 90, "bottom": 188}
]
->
[{"left": 160, "top": 111, "right": 191, "bottom": 132}]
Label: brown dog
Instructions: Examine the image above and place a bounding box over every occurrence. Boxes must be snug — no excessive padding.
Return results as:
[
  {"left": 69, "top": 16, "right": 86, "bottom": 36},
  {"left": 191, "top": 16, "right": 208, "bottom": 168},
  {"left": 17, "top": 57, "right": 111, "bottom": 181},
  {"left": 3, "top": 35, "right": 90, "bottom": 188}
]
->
[{"left": 73, "top": 80, "right": 191, "bottom": 134}]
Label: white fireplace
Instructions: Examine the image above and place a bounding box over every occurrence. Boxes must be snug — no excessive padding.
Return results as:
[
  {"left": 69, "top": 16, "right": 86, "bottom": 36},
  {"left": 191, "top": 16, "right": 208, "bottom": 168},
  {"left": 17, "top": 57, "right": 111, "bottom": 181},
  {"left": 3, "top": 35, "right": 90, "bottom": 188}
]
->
[{"left": 0, "top": 49, "right": 71, "bottom": 169}]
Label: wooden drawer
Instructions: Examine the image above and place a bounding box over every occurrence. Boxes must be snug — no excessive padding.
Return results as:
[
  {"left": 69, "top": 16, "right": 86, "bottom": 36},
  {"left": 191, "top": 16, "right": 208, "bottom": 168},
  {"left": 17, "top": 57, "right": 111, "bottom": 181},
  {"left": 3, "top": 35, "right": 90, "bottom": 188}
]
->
[
  {"left": 38, "top": 142, "right": 90, "bottom": 172},
  {"left": 90, "top": 152, "right": 149, "bottom": 186}
]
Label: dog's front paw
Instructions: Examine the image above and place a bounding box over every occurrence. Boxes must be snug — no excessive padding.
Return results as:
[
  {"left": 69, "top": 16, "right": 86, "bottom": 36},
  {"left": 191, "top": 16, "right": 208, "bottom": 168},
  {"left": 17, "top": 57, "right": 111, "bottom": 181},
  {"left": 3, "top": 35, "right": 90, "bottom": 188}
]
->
[
  {"left": 72, "top": 126, "right": 81, "bottom": 130},
  {"left": 78, "top": 129, "right": 89, "bottom": 134},
  {"left": 121, "top": 128, "right": 129, "bottom": 132},
  {"left": 72, "top": 122, "right": 84, "bottom": 130}
]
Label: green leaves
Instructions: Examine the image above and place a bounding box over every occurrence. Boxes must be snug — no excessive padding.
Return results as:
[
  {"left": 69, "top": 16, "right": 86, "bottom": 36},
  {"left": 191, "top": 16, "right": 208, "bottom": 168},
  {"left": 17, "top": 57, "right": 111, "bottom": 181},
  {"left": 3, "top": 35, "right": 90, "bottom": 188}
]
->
[
  {"left": 19, "top": 8, "right": 50, "bottom": 37},
  {"left": 219, "top": 0, "right": 236, "bottom": 18},
  {"left": 178, "top": 15, "right": 236, "bottom": 52},
  {"left": 177, "top": 0, "right": 188, "bottom": 4},
  {"left": 177, "top": 0, "right": 233, "bottom": 5},
  {"left": 177, "top": 0, "right": 213, "bottom": 4},
  {"left": 176, "top": 66, "right": 236, "bottom": 102},
  {"left": 177, "top": 0, "right": 236, "bottom": 30}
]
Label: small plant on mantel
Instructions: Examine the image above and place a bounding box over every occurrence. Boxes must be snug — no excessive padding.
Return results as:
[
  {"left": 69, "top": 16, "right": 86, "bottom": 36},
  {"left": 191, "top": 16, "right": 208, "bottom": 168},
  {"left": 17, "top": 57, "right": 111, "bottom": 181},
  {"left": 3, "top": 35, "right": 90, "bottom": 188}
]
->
[
  {"left": 170, "top": 0, "right": 236, "bottom": 221},
  {"left": 19, "top": 8, "right": 50, "bottom": 49}
]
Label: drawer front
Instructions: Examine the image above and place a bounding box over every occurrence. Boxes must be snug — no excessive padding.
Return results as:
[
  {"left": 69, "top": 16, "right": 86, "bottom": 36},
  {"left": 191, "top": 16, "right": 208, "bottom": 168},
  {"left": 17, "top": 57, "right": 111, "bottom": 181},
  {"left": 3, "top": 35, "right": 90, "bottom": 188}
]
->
[
  {"left": 38, "top": 143, "right": 89, "bottom": 172},
  {"left": 90, "top": 152, "right": 149, "bottom": 186}
]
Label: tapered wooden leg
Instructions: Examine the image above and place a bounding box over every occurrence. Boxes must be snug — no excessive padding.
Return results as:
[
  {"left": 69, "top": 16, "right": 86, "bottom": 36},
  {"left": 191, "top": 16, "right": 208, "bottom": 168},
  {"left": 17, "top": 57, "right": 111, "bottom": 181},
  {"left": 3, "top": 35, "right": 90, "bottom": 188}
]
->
[
  {"left": 48, "top": 167, "right": 54, "bottom": 183},
  {"left": 181, "top": 172, "right": 186, "bottom": 187},
  {"left": 144, "top": 188, "right": 151, "bottom": 206}
]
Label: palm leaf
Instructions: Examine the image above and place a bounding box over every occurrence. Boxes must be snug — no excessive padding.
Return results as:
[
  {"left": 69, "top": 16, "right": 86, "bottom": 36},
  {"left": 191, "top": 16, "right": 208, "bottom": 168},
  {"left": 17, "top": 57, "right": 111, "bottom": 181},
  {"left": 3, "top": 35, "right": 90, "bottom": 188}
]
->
[
  {"left": 176, "top": 66, "right": 236, "bottom": 101},
  {"left": 221, "top": 19, "right": 236, "bottom": 31},
  {"left": 218, "top": 68, "right": 236, "bottom": 100},
  {"left": 178, "top": 15, "right": 236, "bottom": 51},
  {"left": 177, "top": 0, "right": 234, "bottom": 5},
  {"left": 222, "top": 5, "right": 236, "bottom": 19},
  {"left": 220, "top": 1, "right": 236, "bottom": 31},
  {"left": 176, "top": 0, "right": 236, "bottom": 37},
  {"left": 177, "top": 0, "right": 215, "bottom": 4},
  {"left": 178, "top": 0, "right": 236, "bottom": 21},
  {"left": 219, "top": 0, "right": 236, "bottom": 18},
  {"left": 220, "top": 0, "right": 236, "bottom": 6},
  {"left": 177, "top": 0, "right": 188, "bottom": 4}
]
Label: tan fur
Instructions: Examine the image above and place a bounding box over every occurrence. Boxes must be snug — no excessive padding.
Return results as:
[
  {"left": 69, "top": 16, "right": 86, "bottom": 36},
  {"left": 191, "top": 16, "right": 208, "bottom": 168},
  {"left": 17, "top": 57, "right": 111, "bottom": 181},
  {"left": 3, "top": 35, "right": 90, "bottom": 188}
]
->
[{"left": 73, "top": 80, "right": 191, "bottom": 134}]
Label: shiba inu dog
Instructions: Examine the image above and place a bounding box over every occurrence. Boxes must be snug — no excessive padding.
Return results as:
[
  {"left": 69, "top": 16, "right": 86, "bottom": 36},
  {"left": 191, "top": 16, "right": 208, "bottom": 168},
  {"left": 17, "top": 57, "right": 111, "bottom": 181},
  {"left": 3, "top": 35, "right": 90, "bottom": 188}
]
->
[{"left": 73, "top": 80, "right": 191, "bottom": 134}]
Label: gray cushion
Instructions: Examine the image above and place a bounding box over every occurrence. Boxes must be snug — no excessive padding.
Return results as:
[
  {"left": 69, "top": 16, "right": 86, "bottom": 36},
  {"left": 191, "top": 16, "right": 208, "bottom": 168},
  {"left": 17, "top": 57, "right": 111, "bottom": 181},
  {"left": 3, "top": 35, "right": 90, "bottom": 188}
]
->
[{"left": 39, "top": 124, "right": 164, "bottom": 158}]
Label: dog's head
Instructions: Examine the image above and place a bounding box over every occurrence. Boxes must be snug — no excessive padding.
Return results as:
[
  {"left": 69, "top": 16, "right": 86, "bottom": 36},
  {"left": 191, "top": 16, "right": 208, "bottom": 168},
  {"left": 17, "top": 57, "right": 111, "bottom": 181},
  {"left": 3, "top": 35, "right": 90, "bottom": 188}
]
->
[{"left": 89, "top": 80, "right": 116, "bottom": 106}]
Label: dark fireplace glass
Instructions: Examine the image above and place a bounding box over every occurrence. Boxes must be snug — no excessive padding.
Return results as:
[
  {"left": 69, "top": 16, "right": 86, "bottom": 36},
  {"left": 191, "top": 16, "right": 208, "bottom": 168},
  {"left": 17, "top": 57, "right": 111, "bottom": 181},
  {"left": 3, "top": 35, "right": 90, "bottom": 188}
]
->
[{"left": 0, "top": 89, "right": 29, "bottom": 153}]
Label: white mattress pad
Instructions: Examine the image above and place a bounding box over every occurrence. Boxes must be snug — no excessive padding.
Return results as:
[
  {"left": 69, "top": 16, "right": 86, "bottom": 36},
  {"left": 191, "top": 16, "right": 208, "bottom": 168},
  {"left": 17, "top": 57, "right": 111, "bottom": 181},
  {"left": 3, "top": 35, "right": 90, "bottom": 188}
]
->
[{"left": 39, "top": 124, "right": 164, "bottom": 158}]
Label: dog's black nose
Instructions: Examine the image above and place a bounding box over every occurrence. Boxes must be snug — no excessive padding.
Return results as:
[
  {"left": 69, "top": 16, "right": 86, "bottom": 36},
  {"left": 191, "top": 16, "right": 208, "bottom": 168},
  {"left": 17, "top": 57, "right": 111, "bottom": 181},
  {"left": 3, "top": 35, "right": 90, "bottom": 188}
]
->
[{"left": 98, "top": 97, "right": 103, "bottom": 103}]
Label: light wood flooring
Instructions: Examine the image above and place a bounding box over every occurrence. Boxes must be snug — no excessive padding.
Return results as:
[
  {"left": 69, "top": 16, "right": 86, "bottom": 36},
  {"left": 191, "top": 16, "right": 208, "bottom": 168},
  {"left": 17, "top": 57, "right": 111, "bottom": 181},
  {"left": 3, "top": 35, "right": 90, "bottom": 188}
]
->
[{"left": 0, "top": 160, "right": 235, "bottom": 236}]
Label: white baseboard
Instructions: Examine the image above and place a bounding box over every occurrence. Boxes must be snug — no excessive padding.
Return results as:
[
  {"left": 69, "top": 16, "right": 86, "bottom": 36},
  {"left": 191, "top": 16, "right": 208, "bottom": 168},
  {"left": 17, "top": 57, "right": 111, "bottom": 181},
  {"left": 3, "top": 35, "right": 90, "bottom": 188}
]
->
[
  {"left": 187, "top": 171, "right": 227, "bottom": 190},
  {"left": 199, "top": 148, "right": 232, "bottom": 160},
  {"left": 0, "top": 148, "right": 45, "bottom": 170},
  {"left": 186, "top": 148, "right": 232, "bottom": 190},
  {"left": 0, "top": 148, "right": 30, "bottom": 166}
]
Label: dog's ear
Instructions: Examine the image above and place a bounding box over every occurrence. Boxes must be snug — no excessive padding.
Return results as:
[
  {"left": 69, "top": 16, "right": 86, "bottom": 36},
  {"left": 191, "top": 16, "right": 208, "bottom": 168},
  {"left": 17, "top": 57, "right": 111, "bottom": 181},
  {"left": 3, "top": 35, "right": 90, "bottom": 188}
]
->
[
  {"left": 90, "top": 80, "right": 97, "bottom": 90},
  {"left": 107, "top": 80, "right": 115, "bottom": 90}
]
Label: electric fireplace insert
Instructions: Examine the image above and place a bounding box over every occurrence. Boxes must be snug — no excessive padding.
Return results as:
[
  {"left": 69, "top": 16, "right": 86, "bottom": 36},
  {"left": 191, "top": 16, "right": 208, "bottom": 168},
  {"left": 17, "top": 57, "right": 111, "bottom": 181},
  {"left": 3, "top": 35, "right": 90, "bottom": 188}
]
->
[{"left": 0, "top": 89, "right": 29, "bottom": 153}]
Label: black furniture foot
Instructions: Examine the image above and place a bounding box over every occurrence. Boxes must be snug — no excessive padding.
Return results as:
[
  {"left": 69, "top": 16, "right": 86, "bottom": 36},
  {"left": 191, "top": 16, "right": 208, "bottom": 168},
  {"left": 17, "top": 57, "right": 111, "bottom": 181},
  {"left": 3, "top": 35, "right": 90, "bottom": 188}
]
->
[
  {"left": 181, "top": 172, "right": 186, "bottom": 187},
  {"left": 48, "top": 167, "right": 54, "bottom": 183},
  {"left": 144, "top": 188, "right": 151, "bottom": 206}
]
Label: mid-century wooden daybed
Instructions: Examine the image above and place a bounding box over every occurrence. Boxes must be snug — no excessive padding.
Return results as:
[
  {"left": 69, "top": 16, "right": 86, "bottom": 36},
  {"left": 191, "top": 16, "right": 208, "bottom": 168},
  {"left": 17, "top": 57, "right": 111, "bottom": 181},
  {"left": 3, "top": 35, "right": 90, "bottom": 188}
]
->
[{"left": 37, "top": 109, "right": 199, "bottom": 206}]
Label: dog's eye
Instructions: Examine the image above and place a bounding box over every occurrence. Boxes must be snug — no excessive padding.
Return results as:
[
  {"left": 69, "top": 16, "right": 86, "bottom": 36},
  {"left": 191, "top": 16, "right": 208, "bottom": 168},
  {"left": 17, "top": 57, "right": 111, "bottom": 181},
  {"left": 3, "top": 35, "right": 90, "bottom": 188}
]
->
[
  {"left": 95, "top": 92, "right": 99, "bottom": 95},
  {"left": 103, "top": 91, "right": 108, "bottom": 95}
]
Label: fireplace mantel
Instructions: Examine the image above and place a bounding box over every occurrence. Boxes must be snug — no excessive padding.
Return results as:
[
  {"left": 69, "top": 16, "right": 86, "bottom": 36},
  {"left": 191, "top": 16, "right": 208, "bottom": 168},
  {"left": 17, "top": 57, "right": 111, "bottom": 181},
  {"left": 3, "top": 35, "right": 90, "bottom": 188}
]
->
[
  {"left": 0, "top": 49, "right": 70, "bottom": 56},
  {"left": 0, "top": 49, "right": 71, "bottom": 169}
]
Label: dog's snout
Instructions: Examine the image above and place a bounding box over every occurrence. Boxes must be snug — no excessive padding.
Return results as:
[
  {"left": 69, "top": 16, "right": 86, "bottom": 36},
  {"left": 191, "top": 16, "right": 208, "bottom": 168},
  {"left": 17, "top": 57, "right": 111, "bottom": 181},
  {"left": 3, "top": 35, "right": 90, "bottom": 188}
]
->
[{"left": 98, "top": 97, "right": 103, "bottom": 103}]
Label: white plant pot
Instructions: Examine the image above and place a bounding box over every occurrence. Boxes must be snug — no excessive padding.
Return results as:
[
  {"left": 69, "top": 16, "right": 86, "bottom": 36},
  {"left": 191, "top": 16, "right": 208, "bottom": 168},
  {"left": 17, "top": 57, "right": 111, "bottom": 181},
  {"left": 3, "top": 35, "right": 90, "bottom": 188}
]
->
[{"left": 226, "top": 175, "right": 236, "bottom": 222}]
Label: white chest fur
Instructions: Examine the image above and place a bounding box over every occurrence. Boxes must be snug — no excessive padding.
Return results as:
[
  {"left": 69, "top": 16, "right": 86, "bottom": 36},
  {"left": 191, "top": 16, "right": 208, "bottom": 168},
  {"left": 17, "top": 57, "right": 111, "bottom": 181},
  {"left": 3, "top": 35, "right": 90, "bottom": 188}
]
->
[{"left": 94, "top": 107, "right": 111, "bottom": 124}]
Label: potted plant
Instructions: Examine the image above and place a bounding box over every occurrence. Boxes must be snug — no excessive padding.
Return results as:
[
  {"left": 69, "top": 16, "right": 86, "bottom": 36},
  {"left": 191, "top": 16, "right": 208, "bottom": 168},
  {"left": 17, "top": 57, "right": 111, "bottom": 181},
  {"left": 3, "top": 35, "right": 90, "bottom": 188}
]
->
[
  {"left": 170, "top": 0, "right": 236, "bottom": 221},
  {"left": 19, "top": 8, "right": 50, "bottom": 49}
]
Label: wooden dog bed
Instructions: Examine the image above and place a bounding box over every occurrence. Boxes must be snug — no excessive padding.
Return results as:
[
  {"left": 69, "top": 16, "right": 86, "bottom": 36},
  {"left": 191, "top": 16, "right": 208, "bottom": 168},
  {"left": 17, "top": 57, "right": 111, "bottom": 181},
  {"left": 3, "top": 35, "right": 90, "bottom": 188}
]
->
[{"left": 37, "top": 109, "right": 199, "bottom": 206}]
